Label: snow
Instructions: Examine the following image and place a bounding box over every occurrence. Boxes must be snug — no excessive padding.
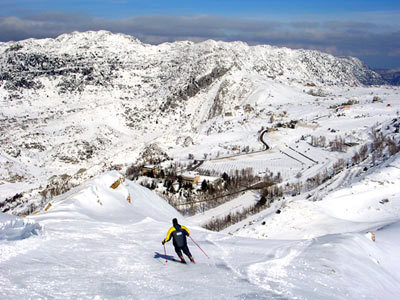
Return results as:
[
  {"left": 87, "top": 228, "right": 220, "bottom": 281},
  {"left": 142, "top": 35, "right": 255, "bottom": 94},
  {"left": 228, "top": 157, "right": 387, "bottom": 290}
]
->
[
  {"left": 0, "top": 213, "right": 41, "bottom": 241},
  {"left": 188, "top": 191, "right": 260, "bottom": 226},
  {"left": 228, "top": 154, "right": 400, "bottom": 241},
  {"left": 199, "top": 149, "right": 306, "bottom": 178},
  {"left": 1, "top": 170, "right": 400, "bottom": 299}
]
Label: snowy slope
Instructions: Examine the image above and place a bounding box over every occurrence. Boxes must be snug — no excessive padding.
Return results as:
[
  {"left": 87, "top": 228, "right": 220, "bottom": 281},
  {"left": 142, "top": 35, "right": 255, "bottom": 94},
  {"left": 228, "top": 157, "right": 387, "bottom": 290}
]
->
[
  {"left": 228, "top": 153, "right": 400, "bottom": 240},
  {"left": 1, "top": 171, "right": 400, "bottom": 299}
]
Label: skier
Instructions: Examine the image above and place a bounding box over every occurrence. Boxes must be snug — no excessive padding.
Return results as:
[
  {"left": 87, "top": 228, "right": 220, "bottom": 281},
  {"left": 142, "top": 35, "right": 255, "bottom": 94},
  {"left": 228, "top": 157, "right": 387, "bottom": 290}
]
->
[{"left": 162, "top": 218, "right": 195, "bottom": 263}]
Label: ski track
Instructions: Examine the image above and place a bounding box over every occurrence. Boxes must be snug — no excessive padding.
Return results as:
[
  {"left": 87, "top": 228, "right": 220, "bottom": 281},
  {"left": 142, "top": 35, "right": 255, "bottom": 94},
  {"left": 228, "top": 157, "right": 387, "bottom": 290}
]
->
[
  {"left": 247, "top": 239, "right": 312, "bottom": 298},
  {"left": 1, "top": 216, "right": 277, "bottom": 299}
]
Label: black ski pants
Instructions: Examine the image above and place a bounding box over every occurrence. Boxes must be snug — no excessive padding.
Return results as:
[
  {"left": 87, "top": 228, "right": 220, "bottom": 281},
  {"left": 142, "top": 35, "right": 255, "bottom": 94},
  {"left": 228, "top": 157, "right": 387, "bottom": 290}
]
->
[{"left": 174, "top": 244, "right": 192, "bottom": 258}]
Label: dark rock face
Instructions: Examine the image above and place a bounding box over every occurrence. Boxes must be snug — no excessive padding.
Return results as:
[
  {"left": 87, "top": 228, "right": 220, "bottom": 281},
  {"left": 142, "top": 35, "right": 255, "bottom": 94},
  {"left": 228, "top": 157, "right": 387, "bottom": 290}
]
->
[
  {"left": 179, "top": 67, "right": 230, "bottom": 101},
  {"left": 0, "top": 50, "right": 120, "bottom": 92},
  {"left": 208, "top": 80, "right": 229, "bottom": 119},
  {"left": 162, "top": 67, "right": 230, "bottom": 111}
]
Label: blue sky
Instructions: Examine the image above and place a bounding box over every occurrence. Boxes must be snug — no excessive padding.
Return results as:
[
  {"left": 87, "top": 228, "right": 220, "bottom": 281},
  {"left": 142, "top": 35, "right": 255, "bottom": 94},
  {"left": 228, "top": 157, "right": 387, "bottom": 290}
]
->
[{"left": 1, "top": 0, "right": 400, "bottom": 68}]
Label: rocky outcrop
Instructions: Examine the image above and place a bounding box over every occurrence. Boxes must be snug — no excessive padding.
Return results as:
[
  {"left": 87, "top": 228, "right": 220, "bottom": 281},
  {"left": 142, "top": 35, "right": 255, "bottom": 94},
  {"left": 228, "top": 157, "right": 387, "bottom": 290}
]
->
[{"left": 208, "top": 80, "right": 229, "bottom": 119}]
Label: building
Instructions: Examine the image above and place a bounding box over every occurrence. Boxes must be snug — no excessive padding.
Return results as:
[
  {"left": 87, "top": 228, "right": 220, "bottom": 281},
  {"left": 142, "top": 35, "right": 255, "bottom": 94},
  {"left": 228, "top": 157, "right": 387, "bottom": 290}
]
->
[
  {"left": 141, "top": 165, "right": 157, "bottom": 177},
  {"left": 199, "top": 175, "right": 223, "bottom": 188},
  {"left": 180, "top": 172, "right": 201, "bottom": 185}
]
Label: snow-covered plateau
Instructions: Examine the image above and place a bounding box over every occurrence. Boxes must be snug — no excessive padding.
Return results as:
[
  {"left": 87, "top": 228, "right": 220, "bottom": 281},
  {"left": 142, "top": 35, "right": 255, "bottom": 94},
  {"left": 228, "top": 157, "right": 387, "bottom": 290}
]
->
[{"left": 1, "top": 31, "right": 400, "bottom": 299}]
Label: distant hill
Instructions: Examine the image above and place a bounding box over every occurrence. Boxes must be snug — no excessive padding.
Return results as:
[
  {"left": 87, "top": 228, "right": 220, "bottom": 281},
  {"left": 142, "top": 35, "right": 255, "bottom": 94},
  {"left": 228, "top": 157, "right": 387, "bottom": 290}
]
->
[{"left": 375, "top": 68, "right": 400, "bottom": 85}]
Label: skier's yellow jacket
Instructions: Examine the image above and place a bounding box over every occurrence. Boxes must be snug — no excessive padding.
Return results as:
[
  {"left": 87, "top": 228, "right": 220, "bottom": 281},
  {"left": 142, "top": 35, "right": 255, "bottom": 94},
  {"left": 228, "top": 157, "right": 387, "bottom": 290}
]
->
[{"left": 164, "top": 224, "right": 190, "bottom": 248}]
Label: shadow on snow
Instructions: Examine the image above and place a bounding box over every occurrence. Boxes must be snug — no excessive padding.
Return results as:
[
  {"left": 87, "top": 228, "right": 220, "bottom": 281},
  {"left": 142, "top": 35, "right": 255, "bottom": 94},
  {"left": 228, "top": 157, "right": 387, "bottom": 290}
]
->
[{"left": 154, "top": 251, "right": 184, "bottom": 263}]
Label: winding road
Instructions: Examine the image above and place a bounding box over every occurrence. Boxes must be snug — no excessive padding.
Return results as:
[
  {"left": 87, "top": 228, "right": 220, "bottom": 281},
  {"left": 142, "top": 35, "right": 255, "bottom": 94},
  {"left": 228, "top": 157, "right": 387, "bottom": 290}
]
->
[{"left": 259, "top": 129, "right": 270, "bottom": 150}]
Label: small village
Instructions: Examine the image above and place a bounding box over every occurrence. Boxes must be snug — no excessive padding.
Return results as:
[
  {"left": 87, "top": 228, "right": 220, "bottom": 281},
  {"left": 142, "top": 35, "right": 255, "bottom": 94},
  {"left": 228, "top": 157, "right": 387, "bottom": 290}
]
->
[
  {"left": 135, "top": 163, "right": 228, "bottom": 213},
  {"left": 139, "top": 164, "right": 223, "bottom": 192}
]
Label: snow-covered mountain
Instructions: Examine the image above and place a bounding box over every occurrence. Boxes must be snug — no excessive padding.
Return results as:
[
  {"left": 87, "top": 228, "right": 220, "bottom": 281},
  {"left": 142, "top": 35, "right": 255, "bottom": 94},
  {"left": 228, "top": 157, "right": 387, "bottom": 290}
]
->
[{"left": 0, "top": 30, "right": 388, "bottom": 214}]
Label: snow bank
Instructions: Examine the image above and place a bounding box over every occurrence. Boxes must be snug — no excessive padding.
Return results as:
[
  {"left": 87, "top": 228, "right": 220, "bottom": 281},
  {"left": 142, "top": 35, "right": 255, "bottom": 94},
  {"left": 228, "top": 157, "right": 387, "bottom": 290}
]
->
[
  {"left": 246, "top": 227, "right": 400, "bottom": 299},
  {"left": 232, "top": 154, "right": 400, "bottom": 240},
  {"left": 318, "top": 154, "right": 400, "bottom": 223},
  {"left": 39, "top": 170, "right": 180, "bottom": 223},
  {"left": 0, "top": 213, "right": 41, "bottom": 241}
]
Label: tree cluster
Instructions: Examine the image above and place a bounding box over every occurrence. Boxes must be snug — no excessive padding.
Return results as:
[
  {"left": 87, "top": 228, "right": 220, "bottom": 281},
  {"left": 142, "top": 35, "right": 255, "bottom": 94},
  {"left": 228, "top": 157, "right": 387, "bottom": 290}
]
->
[{"left": 203, "top": 195, "right": 275, "bottom": 232}]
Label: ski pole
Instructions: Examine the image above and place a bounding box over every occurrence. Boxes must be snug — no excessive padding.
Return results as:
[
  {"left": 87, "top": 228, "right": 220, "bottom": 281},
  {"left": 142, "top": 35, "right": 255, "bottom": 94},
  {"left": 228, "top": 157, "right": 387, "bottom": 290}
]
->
[
  {"left": 163, "top": 243, "right": 168, "bottom": 263},
  {"left": 189, "top": 236, "right": 210, "bottom": 259}
]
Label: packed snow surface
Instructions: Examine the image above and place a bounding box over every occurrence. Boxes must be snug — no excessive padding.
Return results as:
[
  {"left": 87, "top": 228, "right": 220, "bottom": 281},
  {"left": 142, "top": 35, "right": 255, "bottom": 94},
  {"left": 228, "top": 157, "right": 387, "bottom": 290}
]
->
[{"left": 1, "top": 170, "right": 399, "bottom": 299}]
